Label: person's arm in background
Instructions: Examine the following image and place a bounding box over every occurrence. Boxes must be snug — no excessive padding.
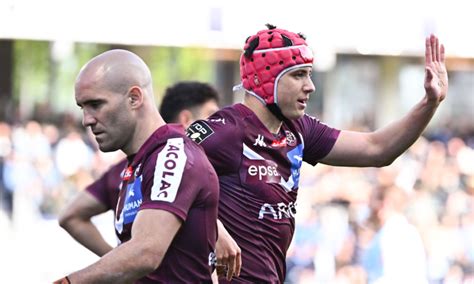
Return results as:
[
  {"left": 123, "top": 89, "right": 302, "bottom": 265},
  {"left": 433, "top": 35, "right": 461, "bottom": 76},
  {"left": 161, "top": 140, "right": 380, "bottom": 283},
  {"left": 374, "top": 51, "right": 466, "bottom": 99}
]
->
[
  {"left": 321, "top": 34, "right": 448, "bottom": 167},
  {"left": 58, "top": 190, "right": 113, "bottom": 257}
]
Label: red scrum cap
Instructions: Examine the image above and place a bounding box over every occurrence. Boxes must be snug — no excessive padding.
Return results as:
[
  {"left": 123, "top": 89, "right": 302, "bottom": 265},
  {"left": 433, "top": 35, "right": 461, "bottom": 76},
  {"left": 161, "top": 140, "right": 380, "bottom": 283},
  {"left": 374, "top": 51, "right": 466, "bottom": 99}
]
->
[{"left": 235, "top": 24, "right": 314, "bottom": 106}]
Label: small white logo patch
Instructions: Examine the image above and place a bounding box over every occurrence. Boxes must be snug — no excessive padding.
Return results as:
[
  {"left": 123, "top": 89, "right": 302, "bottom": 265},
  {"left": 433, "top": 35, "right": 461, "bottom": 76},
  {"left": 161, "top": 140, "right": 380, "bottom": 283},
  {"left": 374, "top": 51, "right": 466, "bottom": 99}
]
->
[
  {"left": 151, "top": 138, "right": 186, "bottom": 202},
  {"left": 253, "top": 134, "right": 267, "bottom": 147}
]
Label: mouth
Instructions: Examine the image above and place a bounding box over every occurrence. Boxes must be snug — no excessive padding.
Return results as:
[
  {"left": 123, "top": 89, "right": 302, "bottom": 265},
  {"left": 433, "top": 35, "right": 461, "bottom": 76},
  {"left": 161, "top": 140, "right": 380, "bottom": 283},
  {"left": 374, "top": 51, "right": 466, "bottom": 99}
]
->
[
  {"left": 297, "top": 98, "right": 308, "bottom": 108},
  {"left": 92, "top": 130, "right": 105, "bottom": 138}
]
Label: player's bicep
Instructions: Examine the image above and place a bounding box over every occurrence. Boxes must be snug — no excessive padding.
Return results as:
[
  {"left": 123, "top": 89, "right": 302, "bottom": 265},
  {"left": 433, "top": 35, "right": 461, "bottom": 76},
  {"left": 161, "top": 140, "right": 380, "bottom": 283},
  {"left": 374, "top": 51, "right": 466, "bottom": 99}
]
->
[
  {"left": 320, "top": 130, "right": 380, "bottom": 167},
  {"left": 131, "top": 209, "right": 182, "bottom": 260}
]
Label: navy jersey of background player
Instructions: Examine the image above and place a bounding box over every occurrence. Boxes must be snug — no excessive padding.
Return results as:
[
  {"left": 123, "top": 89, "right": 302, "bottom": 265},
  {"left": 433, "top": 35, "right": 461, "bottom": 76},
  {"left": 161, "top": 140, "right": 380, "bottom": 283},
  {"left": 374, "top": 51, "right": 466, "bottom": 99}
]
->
[
  {"left": 114, "top": 124, "right": 219, "bottom": 283},
  {"left": 187, "top": 104, "right": 340, "bottom": 282}
]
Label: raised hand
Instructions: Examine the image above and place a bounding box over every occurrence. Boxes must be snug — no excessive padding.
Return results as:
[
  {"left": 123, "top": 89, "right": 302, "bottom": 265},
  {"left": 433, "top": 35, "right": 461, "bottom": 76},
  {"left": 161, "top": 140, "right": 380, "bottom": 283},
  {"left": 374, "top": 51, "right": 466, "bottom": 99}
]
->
[{"left": 424, "top": 34, "right": 448, "bottom": 105}]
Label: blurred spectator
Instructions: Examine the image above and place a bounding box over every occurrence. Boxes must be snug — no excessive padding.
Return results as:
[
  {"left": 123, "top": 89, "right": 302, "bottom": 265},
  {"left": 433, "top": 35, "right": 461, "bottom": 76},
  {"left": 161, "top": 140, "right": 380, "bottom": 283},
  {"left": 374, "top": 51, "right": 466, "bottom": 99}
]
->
[
  {"left": 54, "top": 130, "right": 93, "bottom": 178},
  {"left": 0, "top": 122, "right": 13, "bottom": 219},
  {"left": 359, "top": 185, "right": 428, "bottom": 284}
]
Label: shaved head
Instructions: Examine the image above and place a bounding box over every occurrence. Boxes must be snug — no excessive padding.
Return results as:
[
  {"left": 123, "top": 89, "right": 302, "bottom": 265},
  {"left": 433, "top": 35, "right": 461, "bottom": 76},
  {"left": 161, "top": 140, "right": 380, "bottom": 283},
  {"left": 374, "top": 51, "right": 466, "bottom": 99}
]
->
[
  {"left": 75, "top": 49, "right": 163, "bottom": 155},
  {"left": 76, "top": 49, "right": 153, "bottom": 99}
]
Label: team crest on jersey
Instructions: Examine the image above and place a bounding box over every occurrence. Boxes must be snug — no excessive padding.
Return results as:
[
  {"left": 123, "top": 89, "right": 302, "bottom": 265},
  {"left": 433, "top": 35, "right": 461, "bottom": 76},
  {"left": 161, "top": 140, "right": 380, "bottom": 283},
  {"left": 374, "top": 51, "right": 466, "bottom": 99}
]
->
[
  {"left": 186, "top": 121, "right": 214, "bottom": 144},
  {"left": 285, "top": 131, "right": 297, "bottom": 146}
]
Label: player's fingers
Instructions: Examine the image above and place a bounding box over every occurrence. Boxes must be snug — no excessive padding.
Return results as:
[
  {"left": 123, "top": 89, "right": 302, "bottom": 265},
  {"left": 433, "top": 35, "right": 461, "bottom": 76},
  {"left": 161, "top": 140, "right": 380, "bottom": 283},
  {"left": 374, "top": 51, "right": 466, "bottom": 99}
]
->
[
  {"left": 226, "top": 255, "right": 235, "bottom": 280},
  {"left": 440, "top": 44, "right": 445, "bottom": 62},
  {"left": 425, "top": 36, "right": 432, "bottom": 65},
  {"left": 431, "top": 35, "right": 437, "bottom": 63},
  {"left": 215, "top": 264, "right": 227, "bottom": 277},
  {"left": 235, "top": 249, "right": 242, "bottom": 276}
]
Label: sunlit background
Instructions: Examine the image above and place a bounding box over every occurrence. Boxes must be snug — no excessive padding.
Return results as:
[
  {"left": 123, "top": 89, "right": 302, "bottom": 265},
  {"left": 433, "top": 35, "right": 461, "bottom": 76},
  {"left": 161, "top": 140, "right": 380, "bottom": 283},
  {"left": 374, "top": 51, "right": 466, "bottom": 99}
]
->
[{"left": 0, "top": 0, "right": 473, "bottom": 283}]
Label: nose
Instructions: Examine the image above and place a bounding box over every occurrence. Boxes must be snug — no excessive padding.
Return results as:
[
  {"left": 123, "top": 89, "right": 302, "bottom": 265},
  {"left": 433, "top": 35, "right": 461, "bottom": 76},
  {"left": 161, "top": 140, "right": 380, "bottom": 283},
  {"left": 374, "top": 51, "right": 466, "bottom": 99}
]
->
[
  {"left": 82, "top": 110, "right": 96, "bottom": 128},
  {"left": 303, "top": 77, "right": 315, "bottom": 94}
]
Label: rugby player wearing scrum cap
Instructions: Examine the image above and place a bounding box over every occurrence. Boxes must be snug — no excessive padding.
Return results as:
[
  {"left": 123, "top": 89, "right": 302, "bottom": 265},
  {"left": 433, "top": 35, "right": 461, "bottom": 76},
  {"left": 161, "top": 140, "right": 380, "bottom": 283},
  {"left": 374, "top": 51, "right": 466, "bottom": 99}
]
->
[{"left": 187, "top": 24, "right": 448, "bottom": 282}]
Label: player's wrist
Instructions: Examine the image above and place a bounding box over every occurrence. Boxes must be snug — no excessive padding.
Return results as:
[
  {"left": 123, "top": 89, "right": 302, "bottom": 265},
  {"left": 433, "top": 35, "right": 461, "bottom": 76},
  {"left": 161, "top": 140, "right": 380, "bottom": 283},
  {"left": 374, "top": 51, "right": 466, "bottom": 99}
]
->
[{"left": 421, "top": 95, "right": 442, "bottom": 109}]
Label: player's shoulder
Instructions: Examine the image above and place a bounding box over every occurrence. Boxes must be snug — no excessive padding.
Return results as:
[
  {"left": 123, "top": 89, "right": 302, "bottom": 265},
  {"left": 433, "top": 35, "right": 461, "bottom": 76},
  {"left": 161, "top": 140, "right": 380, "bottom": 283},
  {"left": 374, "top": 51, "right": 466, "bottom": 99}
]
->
[
  {"left": 208, "top": 104, "right": 243, "bottom": 126},
  {"left": 292, "top": 113, "right": 327, "bottom": 131},
  {"left": 186, "top": 105, "right": 243, "bottom": 144}
]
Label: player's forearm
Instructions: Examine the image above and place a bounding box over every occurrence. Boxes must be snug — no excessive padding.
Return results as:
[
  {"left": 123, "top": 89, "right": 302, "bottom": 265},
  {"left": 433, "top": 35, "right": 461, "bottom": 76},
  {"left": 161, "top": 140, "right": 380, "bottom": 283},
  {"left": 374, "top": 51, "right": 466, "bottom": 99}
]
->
[
  {"left": 67, "top": 239, "right": 159, "bottom": 283},
  {"left": 371, "top": 96, "right": 439, "bottom": 165},
  {"left": 62, "top": 219, "right": 113, "bottom": 257}
]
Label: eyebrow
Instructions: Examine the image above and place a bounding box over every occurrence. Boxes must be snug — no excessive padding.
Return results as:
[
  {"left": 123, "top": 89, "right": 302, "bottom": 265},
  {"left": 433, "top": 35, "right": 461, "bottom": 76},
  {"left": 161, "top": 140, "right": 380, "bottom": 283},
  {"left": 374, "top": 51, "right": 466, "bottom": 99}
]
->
[{"left": 77, "top": 99, "right": 104, "bottom": 107}]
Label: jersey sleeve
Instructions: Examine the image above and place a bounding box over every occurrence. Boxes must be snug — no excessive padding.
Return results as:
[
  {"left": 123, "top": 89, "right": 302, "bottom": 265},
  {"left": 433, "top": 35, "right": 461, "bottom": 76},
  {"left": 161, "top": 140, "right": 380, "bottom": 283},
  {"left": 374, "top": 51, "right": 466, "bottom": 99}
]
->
[
  {"left": 139, "top": 138, "right": 204, "bottom": 221},
  {"left": 298, "top": 114, "right": 341, "bottom": 165},
  {"left": 85, "top": 159, "right": 126, "bottom": 209}
]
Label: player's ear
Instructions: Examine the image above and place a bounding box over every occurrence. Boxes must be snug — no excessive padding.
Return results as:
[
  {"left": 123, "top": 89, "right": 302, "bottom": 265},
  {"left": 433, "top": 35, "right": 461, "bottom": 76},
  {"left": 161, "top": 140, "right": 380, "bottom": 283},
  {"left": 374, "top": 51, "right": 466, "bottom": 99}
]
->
[
  {"left": 128, "top": 86, "right": 144, "bottom": 108},
  {"left": 177, "top": 109, "right": 193, "bottom": 127}
]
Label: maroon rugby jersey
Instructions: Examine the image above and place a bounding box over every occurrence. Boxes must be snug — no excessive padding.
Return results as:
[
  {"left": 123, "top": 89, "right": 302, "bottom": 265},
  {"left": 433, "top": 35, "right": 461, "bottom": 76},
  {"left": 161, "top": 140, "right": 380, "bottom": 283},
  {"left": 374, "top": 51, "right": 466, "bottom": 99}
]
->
[
  {"left": 115, "top": 124, "right": 219, "bottom": 283},
  {"left": 186, "top": 104, "right": 340, "bottom": 283}
]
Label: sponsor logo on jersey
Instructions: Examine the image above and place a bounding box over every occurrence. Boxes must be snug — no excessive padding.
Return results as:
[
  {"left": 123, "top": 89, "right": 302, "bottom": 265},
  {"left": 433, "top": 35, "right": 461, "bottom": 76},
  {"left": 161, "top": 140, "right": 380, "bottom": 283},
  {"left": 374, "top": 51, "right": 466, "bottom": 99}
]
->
[
  {"left": 123, "top": 166, "right": 133, "bottom": 181},
  {"left": 243, "top": 143, "right": 280, "bottom": 184},
  {"left": 258, "top": 201, "right": 297, "bottom": 220},
  {"left": 279, "top": 144, "right": 304, "bottom": 192},
  {"left": 186, "top": 121, "right": 214, "bottom": 144},
  {"left": 271, "top": 136, "right": 287, "bottom": 148},
  {"left": 247, "top": 160, "right": 281, "bottom": 183},
  {"left": 151, "top": 138, "right": 186, "bottom": 202},
  {"left": 115, "top": 176, "right": 143, "bottom": 233}
]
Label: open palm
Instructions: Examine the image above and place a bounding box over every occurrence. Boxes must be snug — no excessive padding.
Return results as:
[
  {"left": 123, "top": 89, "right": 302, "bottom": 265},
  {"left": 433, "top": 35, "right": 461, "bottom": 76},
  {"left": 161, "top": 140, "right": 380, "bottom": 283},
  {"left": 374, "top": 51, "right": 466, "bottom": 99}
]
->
[{"left": 424, "top": 34, "right": 448, "bottom": 104}]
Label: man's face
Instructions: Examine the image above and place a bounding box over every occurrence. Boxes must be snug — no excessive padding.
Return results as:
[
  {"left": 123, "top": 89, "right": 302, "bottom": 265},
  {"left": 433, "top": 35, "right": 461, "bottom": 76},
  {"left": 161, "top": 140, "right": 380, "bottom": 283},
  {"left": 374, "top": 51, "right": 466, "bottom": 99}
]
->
[
  {"left": 75, "top": 83, "right": 135, "bottom": 152},
  {"left": 276, "top": 66, "right": 315, "bottom": 120}
]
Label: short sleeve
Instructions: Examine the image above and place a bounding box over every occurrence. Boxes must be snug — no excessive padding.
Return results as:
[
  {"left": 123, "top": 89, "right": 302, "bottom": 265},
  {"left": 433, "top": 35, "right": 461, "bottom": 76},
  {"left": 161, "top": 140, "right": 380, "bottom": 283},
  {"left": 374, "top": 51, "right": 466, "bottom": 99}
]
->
[{"left": 298, "top": 115, "right": 340, "bottom": 165}]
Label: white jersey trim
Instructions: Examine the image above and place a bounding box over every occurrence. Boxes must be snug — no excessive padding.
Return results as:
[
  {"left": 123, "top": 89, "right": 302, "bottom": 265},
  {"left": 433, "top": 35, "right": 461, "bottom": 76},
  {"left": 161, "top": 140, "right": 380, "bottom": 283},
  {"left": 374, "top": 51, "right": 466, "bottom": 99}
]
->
[{"left": 243, "top": 143, "right": 265, "bottom": 160}]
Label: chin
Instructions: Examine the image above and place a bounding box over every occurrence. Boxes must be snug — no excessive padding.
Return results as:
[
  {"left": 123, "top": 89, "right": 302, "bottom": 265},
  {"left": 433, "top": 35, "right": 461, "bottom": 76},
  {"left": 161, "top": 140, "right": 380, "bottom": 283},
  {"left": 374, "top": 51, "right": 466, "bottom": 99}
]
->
[
  {"left": 286, "top": 112, "right": 305, "bottom": 121},
  {"left": 98, "top": 144, "right": 118, "bottom": 153}
]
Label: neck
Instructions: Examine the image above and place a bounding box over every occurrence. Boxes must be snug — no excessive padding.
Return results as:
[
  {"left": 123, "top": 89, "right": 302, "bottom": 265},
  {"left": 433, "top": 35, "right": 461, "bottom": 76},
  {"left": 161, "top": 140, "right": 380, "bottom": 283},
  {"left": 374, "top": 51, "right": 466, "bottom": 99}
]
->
[
  {"left": 243, "top": 95, "right": 282, "bottom": 134},
  {"left": 123, "top": 108, "right": 165, "bottom": 156}
]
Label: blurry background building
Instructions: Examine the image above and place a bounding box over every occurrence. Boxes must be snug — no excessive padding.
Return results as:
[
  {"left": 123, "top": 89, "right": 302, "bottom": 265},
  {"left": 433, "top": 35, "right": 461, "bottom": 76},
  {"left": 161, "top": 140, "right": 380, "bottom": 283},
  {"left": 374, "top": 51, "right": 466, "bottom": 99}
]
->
[{"left": 0, "top": 0, "right": 473, "bottom": 283}]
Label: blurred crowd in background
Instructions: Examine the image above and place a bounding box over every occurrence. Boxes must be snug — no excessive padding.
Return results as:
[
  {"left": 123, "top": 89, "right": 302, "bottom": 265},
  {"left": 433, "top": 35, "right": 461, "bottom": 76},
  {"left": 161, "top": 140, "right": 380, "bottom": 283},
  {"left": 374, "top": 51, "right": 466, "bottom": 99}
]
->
[
  {"left": 0, "top": 114, "right": 124, "bottom": 222},
  {"left": 0, "top": 108, "right": 472, "bottom": 283}
]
